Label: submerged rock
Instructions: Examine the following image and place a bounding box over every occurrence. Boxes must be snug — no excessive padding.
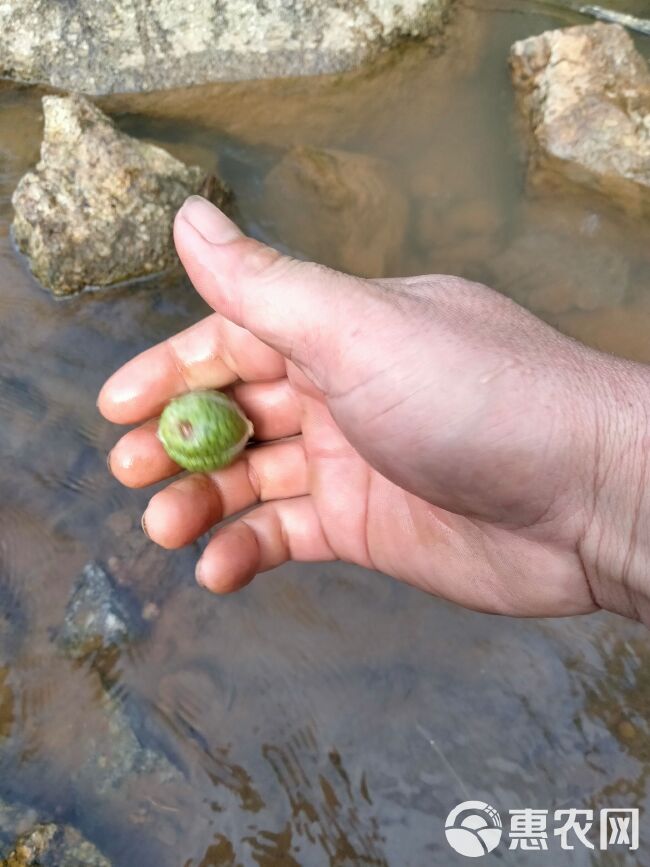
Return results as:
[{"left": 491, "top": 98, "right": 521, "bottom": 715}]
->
[
  {"left": 82, "top": 695, "right": 180, "bottom": 794},
  {"left": 264, "top": 145, "right": 408, "bottom": 277},
  {"left": 0, "top": 1, "right": 451, "bottom": 96},
  {"left": 0, "top": 822, "right": 110, "bottom": 867},
  {"left": 509, "top": 23, "right": 650, "bottom": 217},
  {"left": 11, "top": 95, "right": 228, "bottom": 295},
  {"left": 490, "top": 229, "right": 628, "bottom": 315},
  {"left": 57, "top": 561, "right": 143, "bottom": 663}
]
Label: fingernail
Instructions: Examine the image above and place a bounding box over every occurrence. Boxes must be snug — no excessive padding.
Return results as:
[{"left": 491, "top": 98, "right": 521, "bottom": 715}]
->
[
  {"left": 180, "top": 196, "right": 242, "bottom": 245},
  {"left": 141, "top": 513, "right": 150, "bottom": 540},
  {"left": 106, "top": 450, "right": 113, "bottom": 473},
  {"left": 195, "top": 558, "right": 208, "bottom": 589}
]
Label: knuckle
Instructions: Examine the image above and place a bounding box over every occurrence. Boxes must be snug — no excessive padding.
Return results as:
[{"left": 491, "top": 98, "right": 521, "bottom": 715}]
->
[
  {"left": 245, "top": 455, "right": 263, "bottom": 501},
  {"left": 232, "top": 238, "right": 287, "bottom": 286}
]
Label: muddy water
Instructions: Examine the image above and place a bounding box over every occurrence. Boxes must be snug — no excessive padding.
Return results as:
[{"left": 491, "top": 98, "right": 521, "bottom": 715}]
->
[{"left": 0, "top": 2, "right": 649, "bottom": 865}]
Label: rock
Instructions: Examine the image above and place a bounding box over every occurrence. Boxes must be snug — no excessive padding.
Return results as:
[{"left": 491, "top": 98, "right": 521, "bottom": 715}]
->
[
  {"left": 414, "top": 195, "right": 504, "bottom": 251},
  {"left": 490, "top": 229, "right": 628, "bottom": 315},
  {"left": 57, "top": 561, "right": 143, "bottom": 663},
  {"left": 264, "top": 146, "right": 408, "bottom": 277},
  {"left": 509, "top": 23, "right": 650, "bottom": 217},
  {"left": 11, "top": 95, "right": 228, "bottom": 295},
  {"left": 0, "top": 822, "right": 110, "bottom": 867},
  {"left": 81, "top": 695, "right": 180, "bottom": 794},
  {"left": 0, "top": 1, "right": 451, "bottom": 96}
]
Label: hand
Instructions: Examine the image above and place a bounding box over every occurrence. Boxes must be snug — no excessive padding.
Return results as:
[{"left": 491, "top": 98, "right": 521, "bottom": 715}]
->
[{"left": 98, "top": 197, "right": 650, "bottom": 621}]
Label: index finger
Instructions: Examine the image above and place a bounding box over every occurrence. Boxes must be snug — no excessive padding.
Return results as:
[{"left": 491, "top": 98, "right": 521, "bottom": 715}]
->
[{"left": 98, "top": 312, "right": 286, "bottom": 425}]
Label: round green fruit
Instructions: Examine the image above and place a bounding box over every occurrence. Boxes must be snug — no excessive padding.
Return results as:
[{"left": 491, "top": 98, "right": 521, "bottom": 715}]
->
[{"left": 157, "top": 390, "right": 253, "bottom": 473}]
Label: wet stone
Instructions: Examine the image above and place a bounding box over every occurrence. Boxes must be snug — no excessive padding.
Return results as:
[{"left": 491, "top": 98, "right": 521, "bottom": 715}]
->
[
  {"left": 414, "top": 195, "right": 505, "bottom": 252},
  {"left": 263, "top": 145, "right": 408, "bottom": 278},
  {"left": 489, "top": 229, "right": 628, "bottom": 316},
  {"left": 509, "top": 23, "right": 650, "bottom": 217},
  {"left": 11, "top": 95, "right": 229, "bottom": 295},
  {"left": 57, "top": 561, "right": 143, "bottom": 662},
  {"left": 0, "top": 0, "right": 451, "bottom": 95},
  {"left": 81, "top": 696, "right": 181, "bottom": 795}
]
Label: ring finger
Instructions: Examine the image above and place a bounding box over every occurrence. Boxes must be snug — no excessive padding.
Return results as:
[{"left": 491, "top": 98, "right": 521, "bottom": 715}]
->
[{"left": 142, "top": 436, "right": 308, "bottom": 549}]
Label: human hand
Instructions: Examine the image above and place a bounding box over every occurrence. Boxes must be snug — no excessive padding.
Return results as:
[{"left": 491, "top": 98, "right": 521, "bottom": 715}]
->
[{"left": 98, "top": 197, "right": 650, "bottom": 621}]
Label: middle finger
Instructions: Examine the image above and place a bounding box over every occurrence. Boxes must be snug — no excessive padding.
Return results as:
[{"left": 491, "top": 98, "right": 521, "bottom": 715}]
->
[
  {"left": 108, "top": 378, "right": 302, "bottom": 488},
  {"left": 143, "top": 437, "right": 308, "bottom": 549}
]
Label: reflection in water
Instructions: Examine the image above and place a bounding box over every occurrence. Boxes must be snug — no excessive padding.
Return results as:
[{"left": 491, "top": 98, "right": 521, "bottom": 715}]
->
[{"left": 0, "top": 0, "right": 649, "bottom": 864}]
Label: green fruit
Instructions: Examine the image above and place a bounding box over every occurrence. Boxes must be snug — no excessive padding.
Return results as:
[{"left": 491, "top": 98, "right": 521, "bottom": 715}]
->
[{"left": 157, "top": 390, "right": 253, "bottom": 473}]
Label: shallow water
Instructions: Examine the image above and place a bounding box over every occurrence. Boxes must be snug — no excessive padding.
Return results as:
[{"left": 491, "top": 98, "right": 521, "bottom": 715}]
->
[{"left": 0, "top": 1, "right": 649, "bottom": 865}]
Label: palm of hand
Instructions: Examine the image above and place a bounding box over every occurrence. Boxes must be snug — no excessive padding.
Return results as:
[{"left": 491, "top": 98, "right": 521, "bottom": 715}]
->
[{"left": 291, "top": 360, "right": 596, "bottom": 618}]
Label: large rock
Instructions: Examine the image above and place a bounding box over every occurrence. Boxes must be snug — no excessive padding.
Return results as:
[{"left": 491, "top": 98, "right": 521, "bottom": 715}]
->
[
  {"left": 263, "top": 145, "right": 408, "bottom": 277},
  {"left": 11, "top": 95, "right": 227, "bottom": 295},
  {"left": 0, "top": 1, "right": 451, "bottom": 96},
  {"left": 509, "top": 23, "right": 650, "bottom": 217}
]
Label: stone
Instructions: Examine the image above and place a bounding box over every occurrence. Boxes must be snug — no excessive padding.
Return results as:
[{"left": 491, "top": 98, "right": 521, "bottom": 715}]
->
[
  {"left": 509, "top": 23, "right": 650, "bottom": 217},
  {"left": 11, "top": 95, "right": 228, "bottom": 295},
  {"left": 0, "top": 822, "right": 110, "bottom": 867},
  {"left": 0, "top": 1, "right": 451, "bottom": 96},
  {"left": 263, "top": 145, "right": 408, "bottom": 277},
  {"left": 414, "top": 196, "right": 504, "bottom": 252},
  {"left": 57, "top": 561, "right": 143, "bottom": 662},
  {"left": 490, "top": 229, "right": 628, "bottom": 316},
  {"left": 81, "top": 696, "right": 180, "bottom": 794}
]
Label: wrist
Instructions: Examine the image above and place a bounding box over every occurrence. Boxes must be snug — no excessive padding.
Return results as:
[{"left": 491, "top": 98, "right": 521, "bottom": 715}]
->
[{"left": 579, "top": 356, "right": 650, "bottom": 622}]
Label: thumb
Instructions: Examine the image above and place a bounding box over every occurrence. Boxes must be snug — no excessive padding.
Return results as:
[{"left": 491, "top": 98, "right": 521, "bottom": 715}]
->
[{"left": 173, "top": 196, "right": 368, "bottom": 383}]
